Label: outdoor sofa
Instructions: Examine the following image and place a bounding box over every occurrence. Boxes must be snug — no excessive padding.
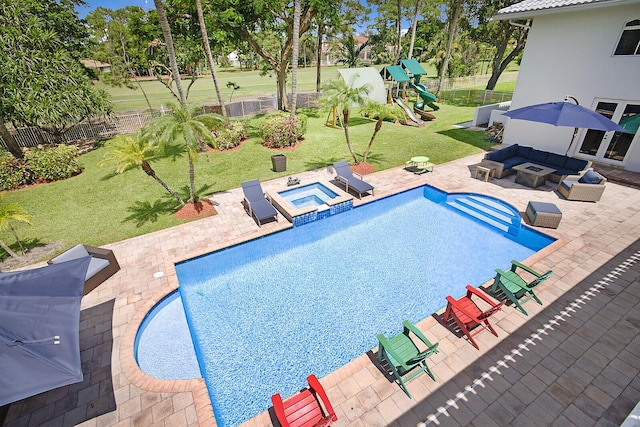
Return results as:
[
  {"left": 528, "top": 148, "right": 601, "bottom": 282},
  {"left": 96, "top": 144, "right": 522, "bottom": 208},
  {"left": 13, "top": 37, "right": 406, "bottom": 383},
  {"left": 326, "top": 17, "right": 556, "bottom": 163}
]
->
[
  {"left": 480, "top": 144, "right": 591, "bottom": 182},
  {"left": 48, "top": 244, "right": 120, "bottom": 295}
]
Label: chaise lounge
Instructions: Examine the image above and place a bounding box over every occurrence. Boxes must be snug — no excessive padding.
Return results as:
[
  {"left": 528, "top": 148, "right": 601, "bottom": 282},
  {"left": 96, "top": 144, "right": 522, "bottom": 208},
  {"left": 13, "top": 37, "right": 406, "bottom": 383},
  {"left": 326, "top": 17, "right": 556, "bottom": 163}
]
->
[
  {"left": 48, "top": 244, "right": 120, "bottom": 295},
  {"left": 332, "top": 161, "right": 374, "bottom": 199},
  {"left": 241, "top": 179, "right": 279, "bottom": 227},
  {"left": 480, "top": 143, "right": 591, "bottom": 182}
]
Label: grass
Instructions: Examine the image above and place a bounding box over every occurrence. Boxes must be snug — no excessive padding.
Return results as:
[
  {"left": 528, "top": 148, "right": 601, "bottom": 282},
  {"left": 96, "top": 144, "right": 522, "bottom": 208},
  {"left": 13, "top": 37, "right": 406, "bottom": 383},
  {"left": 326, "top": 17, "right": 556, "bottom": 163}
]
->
[
  {"left": 0, "top": 103, "right": 495, "bottom": 260},
  {"left": 101, "top": 63, "right": 442, "bottom": 113}
]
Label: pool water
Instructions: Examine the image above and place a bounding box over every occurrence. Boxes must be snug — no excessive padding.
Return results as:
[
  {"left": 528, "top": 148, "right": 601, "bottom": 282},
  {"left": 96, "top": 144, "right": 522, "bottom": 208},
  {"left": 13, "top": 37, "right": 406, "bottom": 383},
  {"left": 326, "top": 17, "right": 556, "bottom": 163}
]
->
[
  {"left": 278, "top": 182, "right": 339, "bottom": 208},
  {"left": 171, "top": 186, "right": 554, "bottom": 427}
]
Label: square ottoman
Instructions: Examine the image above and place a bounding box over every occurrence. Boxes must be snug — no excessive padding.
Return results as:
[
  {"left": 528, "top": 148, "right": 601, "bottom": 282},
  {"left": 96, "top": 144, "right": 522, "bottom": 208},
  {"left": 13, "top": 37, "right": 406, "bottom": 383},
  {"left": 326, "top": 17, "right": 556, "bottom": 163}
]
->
[{"left": 526, "top": 201, "right": 562, "bottom": 229}]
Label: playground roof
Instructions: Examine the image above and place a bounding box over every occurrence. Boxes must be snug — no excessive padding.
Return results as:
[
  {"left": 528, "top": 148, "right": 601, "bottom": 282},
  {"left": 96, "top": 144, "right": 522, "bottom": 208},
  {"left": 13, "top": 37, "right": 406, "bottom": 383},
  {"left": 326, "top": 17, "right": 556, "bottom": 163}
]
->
[
  {"left": 381, "top": 65, "right": 410, "bottom": 82},
  {"left": 400, "top": 59, "right": 427, "bottom": 76}
]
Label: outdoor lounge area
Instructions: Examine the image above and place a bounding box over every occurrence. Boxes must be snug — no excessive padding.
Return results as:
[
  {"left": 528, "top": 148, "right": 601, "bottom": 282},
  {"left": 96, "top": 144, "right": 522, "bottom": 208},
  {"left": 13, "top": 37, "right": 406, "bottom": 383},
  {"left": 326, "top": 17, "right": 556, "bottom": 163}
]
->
[{"left": 2, "top": 153, "right": 640, "bottom": 427}]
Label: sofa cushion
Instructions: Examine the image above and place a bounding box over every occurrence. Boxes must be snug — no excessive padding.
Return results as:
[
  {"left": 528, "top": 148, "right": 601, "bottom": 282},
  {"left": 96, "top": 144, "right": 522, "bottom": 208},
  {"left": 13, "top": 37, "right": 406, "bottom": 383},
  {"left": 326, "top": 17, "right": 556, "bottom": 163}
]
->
[
  {"left": 564, "top": 157, "right": 588, "bottom": 173},
  {"left": 529, "top": 149, "right": 549, "bottom": 164},
  {"left": 578, "top": 170, "right": 602, "bottom": 184},
  {"left": 517, "top": 146, "right": 532, "bottom": 159},
  {"left": 86, "top": 258, "right": 110, "bottom": 280},
  {"left": 546, "top": 153, "right": 568, "bottom": 168},
  {"left": 50, "top": 244, "right": 90, "bottom": 263},
  {"left": 485, "top": 150, "right": 502, "bottom": 161},
  {"left": 554, "top": 168, "right": 575, "bottom": 177},
  {"left": 560, "top": 180, "right": 575, "bottom": 190},
  {"left": 506, "top": 144, "right": 519, "bottom": 158},
  {"left": 503, "top": 156, "right": 528, "bottom": 169}
]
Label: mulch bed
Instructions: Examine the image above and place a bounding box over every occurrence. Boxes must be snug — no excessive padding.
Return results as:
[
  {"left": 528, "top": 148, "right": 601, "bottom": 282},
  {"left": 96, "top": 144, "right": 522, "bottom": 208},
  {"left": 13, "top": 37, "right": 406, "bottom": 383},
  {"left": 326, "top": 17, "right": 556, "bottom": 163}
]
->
[
  {"left": 174, "top": 200, "right": 216, "bottom": 220},
  {"left": 351, "top": 162, "right": 374, "bottom": 175}
]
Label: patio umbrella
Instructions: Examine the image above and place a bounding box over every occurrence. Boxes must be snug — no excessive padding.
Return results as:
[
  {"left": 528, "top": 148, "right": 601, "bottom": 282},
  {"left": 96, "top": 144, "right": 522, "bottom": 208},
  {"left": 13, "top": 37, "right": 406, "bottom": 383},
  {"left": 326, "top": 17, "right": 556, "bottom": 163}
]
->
[
  {"left": 503, "top": 101, "right": 626, "bottom": 154},
  {"left": 0, "top": 256, "right": 90, "bottom": 406}
]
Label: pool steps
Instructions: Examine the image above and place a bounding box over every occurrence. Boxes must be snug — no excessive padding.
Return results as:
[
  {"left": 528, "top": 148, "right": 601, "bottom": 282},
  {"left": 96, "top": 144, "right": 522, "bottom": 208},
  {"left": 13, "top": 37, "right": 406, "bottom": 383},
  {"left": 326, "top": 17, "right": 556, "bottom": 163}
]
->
[{"left": 445, "top": 194, "right": 521, "bottom": 236}]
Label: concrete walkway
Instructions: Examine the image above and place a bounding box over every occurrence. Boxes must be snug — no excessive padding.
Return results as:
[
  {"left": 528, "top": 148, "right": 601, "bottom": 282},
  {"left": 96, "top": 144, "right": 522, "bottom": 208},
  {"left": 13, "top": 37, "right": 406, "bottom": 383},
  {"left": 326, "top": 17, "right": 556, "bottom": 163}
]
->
[{"left": 3, "top": 154, "right": 640, "bottom": 427}]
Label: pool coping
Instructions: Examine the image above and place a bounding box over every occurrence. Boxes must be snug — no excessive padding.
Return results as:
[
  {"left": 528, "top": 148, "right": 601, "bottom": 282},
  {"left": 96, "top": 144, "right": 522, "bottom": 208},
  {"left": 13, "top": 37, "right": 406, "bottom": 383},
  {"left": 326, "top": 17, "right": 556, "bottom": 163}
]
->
[{"left": 118, "top": 177, "right": 567, "bottom": 427}]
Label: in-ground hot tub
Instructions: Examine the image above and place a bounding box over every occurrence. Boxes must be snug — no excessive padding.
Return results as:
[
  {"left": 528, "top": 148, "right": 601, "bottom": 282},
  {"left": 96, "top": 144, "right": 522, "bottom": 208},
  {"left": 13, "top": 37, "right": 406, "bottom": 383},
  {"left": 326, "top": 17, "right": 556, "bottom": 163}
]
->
[{"left": 268, "top": 181, "right": 353, "bottom": 226}]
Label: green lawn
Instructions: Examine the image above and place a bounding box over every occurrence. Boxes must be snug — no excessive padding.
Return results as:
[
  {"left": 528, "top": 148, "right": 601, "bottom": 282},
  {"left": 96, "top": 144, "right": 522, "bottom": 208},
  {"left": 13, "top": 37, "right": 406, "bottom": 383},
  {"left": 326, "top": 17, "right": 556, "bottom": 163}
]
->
[
  {"left": 0, "top": 104, "right": 495, "bottom": 260},
  {"left": 101, "top": 63, "right": 442, "bottom": 113}
]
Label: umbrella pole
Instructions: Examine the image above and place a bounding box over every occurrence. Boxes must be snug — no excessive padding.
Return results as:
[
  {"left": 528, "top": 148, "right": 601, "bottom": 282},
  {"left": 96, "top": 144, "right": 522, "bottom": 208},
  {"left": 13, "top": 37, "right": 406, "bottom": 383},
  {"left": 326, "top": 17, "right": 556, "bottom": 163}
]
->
[{"left": 565, "top": 126, "right": 579, "bottom": 155}]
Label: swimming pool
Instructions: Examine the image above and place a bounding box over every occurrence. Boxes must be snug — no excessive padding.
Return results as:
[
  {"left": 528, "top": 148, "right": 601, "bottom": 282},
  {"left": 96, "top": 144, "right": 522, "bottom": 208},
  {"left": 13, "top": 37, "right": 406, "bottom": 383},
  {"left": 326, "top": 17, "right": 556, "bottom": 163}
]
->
[
  {"left": 144, "top": 185, "right": 554, "bottom": 426},
  {"left": 278, "top": 182, "right": 339, "bottom": 208}
]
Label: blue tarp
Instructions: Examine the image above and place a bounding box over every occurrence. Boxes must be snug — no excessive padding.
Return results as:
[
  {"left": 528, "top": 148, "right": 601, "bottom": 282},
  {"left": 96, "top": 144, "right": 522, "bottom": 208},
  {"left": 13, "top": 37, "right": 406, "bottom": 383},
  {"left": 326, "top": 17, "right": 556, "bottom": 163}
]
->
[{"left": 0, "top": 257, "right": 90, "bottom": 406}]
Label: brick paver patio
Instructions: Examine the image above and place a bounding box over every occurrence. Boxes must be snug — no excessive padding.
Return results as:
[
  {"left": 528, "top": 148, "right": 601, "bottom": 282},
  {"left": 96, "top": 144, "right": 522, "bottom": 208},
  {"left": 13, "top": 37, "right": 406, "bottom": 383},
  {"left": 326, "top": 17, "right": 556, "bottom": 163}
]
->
[{"left": 3, "top": 152, "right": 639, "bottom": 427}]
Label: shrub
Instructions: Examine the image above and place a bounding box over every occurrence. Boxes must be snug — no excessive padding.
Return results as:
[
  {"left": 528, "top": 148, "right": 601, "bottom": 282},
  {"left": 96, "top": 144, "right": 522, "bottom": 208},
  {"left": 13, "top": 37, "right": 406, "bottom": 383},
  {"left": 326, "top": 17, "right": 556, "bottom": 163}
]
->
[
  {"left": 23, "top": 145, "right": 82, "bottom": 182},
  {"left": 214, "top": 121, "right": 249, "bottom": 150},
  {"left": 0, "top": 151, "right": 31, "bottom": 191},
  {"left": 260, "top": 113, "right": 307, "bottom": 148}
]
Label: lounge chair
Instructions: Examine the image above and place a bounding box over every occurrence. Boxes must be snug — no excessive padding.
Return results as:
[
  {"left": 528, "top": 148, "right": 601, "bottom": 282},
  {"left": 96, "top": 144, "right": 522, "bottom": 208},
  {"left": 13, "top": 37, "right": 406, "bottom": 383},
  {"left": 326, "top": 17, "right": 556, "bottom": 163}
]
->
[
  {"left": 48, "top": 244, "right": 120, "bottom": 295},
  {"left": 377, "top": 320, "right": 438, "bottom": 398},
  {"left": 557, "top": 169, "right": 607, "bottom": 202},
  {"left": 332, "top": 161, "right": 374, "bottom": 199},
  {"left": 271, "top": 374, "right": 337, "bottom": 427},
  {"left": 241, "top": 179, "right": 278, "bottom": 227},
  {"left": 443, "top": 285, "right": 504, "bottom": 350},
  {"left": 490, "top": 260, "right": 552, "bottom": 315}
]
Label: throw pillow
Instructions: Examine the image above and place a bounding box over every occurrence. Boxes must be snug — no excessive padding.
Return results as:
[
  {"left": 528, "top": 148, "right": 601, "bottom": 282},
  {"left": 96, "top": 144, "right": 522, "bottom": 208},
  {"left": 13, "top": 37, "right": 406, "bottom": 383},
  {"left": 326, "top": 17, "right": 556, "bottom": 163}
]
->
[{"left": 578, "top": 170, "right": 601, "bottom": 184}]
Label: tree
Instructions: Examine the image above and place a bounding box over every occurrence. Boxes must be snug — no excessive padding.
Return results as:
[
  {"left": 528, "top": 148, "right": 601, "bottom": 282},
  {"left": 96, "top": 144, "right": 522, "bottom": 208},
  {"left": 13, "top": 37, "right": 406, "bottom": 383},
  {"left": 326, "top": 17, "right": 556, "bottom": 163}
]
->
[
  {"left": 143, "top": 103, "right": 225, "bottom": 203},
  {"left": 153, "top": 0, "right": 187, "bottom": 106},
  {"left": 436, "top": 0, "right": 463, "bottom": 94},
  {"left": 470, "top": 0, "right": 529, "bottom": 90},
  {"left": 407, "top": 0, "right": 421, "bottom": 59},
  {"left": 85, "top": 6, "right": 155, "bottom": 111},
  {"left": 0, "top": 1, "right": 112, "bottom": 151},
  {"left": 290, "top": 0, "right": 302, "bottom": 116},
  {"left": 100, "top": 133, "right": 186, "bottom": 206},
  {"left": 194, "top": 0, "right": 229, "bottom": 125},
  {"left": 0, "top": 195, "right": 33, "bottom": 258},
  {"left": 335, "top": 35, "right": 370, "bottom": 68},
  {"left": 207, "top": 0, "right": 336, "bottom": 110},
  {"left": 359, "top": 102, "right": 401, "bottom": 164},
  {"left": 319, "top": 78, "right": 371, "bottom": 164}
]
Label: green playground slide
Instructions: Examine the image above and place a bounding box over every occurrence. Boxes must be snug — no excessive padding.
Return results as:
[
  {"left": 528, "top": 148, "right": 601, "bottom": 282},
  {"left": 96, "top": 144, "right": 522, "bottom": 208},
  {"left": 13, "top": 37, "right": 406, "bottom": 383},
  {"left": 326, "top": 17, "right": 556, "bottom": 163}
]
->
[{"left": 409, "top": 82, "right": 439, "bottom": 111}]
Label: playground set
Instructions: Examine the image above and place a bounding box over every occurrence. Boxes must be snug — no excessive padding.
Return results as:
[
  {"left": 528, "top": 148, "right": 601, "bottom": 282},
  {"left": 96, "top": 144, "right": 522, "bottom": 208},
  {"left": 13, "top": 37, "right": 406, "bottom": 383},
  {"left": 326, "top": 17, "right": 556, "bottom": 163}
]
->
[
  {"left": 380, "top": 59, "right": 439, "bottom": 127},
  {"left": 326, "top": 59, "right": 439, "bottom": 129}
]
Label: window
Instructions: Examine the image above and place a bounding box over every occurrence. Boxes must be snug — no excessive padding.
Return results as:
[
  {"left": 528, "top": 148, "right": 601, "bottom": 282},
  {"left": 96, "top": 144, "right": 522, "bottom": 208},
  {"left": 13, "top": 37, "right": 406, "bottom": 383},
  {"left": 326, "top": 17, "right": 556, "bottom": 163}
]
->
[{"left": 615, "top": 19, "right": 640, "bottom": 55}]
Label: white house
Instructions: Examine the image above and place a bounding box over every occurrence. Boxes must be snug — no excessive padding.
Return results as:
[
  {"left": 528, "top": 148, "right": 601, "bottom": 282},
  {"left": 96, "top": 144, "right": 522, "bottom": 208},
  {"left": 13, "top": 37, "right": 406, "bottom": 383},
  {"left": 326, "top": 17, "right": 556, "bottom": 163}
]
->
[{"left": 495, "top": 0, "right": 640, "bottom": 172}]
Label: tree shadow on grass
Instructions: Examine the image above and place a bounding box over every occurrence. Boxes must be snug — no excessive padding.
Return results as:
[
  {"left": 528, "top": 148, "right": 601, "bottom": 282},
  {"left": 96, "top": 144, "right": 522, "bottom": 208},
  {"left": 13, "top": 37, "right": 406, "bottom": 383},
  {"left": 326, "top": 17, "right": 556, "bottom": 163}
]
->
[
  {"left": 123, "top": 199, "right": 181, "bottom": 227},
  {"left": 303, "top": 152, "right": 386, "bottom": 172},
  {"left": 437, "top": 128, "right": 496, "bottom": 150}
]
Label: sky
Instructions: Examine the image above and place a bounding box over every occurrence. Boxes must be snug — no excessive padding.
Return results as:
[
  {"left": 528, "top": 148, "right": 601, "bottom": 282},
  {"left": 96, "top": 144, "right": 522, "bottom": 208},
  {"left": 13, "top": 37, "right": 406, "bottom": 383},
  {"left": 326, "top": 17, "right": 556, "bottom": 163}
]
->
[{"left": 76, "top": 0, "right": 152, "bottom": 18}]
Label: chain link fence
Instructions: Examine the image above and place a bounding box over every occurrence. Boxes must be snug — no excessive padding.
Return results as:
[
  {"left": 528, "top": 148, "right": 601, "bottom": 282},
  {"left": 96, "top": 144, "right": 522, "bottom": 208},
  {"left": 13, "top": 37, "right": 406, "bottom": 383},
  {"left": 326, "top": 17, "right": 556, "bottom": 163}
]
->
[{"left": 1, "top": 92, "right": 322, "bottom": 151}]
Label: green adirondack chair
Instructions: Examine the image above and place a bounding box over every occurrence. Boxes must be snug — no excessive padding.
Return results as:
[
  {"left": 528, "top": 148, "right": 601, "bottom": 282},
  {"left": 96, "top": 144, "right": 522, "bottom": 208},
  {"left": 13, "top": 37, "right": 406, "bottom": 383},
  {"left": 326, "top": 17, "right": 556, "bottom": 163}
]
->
[
  {"left": 491, "top": 260, "right": 553, "bottom": 315},
  {"left": 376, "top": 320, "right": 439, "bottom": 398}
]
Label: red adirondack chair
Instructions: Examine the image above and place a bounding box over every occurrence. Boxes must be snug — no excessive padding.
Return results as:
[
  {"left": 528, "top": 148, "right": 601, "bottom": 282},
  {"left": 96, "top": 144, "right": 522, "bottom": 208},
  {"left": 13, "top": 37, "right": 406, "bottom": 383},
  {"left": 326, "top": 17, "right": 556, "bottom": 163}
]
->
[
  {"left": 443, "top": 285, "right": 504, "bottom": 350},
  {"left": 271, "top": 374, "right": 337, "bottom": 427}
]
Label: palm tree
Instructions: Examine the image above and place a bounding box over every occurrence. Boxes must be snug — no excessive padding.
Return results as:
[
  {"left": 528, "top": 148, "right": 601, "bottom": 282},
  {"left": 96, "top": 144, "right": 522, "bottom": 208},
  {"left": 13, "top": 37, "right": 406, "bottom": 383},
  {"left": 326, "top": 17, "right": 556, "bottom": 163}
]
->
[
  {"left": 143, "top": 103, "right": 225, "bottom": 203},
  {"left": 0, "top": 195, "right": 33, "bottom": 258},
  {"left": 290, "top": 0, "right": 301, "bottom": 116},
  {"left": 153, "top": 0, "right": 187, "bottom": 106},
  {"left": 195, "top": 0, "right": 229, "bottom": 126},
  {"left": 359, "top": 102, "right": 402, "bottom": 164},
  {"left": 100, "top": 133, "right": 186, "bottom": 206},
  {"left": 336, "top": 35, "right": 370, "bottom": 68},
  {"left": 319, "top": 78, "right": 371, "bottom": 164}
]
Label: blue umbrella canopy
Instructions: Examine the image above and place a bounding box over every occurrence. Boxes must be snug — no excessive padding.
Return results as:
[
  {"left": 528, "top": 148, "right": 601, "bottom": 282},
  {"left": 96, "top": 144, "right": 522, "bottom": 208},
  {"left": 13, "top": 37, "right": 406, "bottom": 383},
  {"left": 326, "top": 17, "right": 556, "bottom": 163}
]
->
[
  {"left": 0, "top": 256, "right": 90, "bottom": 406},
  {"left": 504, "top": 101, "right": 626, "bottom": 132}
]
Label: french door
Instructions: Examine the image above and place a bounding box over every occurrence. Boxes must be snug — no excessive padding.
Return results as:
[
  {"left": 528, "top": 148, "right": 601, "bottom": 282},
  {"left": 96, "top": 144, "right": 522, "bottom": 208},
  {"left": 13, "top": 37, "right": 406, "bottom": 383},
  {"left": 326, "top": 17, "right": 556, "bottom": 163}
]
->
[{"left": 578, "top": 100, "right": 640, "bottom": 164}]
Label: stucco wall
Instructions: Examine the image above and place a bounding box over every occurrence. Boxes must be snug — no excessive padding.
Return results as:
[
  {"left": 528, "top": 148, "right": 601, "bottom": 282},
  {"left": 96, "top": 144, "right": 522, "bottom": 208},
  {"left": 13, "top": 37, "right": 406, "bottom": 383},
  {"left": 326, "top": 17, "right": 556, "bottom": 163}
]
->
[{"left": 502, "top": 3, "right": 640, "bottom": 171}]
